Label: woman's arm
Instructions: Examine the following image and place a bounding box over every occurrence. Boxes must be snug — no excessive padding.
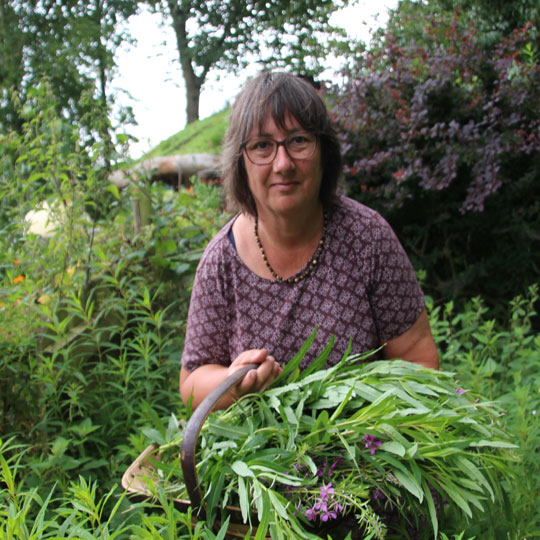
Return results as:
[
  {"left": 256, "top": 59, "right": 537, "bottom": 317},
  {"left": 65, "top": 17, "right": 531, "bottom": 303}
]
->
[
  {"left": 179, "top": 349, "right": 282, "bottom": 410},
  {"left": 383, "top": 308, "right": 439, "bottom": 369}
]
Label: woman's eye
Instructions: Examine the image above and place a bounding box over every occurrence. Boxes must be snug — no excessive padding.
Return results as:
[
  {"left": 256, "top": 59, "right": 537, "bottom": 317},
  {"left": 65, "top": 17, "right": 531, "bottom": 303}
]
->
[
  {"left": 250, "top": 139, "right": 272, "bottom": 151},
  {"left": 290, "top": 134, "right": 310, "bottom": 145}
]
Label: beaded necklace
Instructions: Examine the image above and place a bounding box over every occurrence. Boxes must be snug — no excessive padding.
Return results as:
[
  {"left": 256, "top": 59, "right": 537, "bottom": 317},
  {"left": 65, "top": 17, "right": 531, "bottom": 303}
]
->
[{"left": 253, "top": 211, "right": 327, "bottom": 284}]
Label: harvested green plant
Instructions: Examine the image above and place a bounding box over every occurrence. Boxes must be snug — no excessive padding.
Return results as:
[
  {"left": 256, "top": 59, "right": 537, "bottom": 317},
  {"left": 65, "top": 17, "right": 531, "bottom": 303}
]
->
[{"left": 147, "top": 333, "right": 517, "bottom": 540}]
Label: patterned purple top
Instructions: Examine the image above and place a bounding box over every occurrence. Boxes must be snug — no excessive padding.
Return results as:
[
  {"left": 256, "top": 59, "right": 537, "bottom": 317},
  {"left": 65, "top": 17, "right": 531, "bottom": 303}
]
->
[{"left": 182, "top": 196, "right": 425, "bottom": 371}]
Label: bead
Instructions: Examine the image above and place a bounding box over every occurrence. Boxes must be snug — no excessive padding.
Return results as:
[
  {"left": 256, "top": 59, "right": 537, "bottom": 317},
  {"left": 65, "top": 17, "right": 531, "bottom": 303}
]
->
[{"left": 254, "top": 211, "right": 327, "bottom": 284}]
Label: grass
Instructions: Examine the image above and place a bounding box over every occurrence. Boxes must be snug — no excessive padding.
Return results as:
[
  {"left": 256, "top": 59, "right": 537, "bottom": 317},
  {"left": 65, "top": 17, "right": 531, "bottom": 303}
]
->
[{"left": 140, "top": 108, "right": 229, "bottom": 160}]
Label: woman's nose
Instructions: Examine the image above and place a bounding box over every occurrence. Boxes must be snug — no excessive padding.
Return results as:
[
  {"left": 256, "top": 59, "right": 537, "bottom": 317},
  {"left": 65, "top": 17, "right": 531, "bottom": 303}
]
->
[{"left": 272, "top": 143, "right": 295, "bottom": 173}]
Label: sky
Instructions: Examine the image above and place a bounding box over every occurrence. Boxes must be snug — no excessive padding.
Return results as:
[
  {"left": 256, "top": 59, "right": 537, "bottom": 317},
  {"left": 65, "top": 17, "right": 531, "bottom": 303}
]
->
[{"left": 112, "top": 1, "right": 397, "bottom": 158}]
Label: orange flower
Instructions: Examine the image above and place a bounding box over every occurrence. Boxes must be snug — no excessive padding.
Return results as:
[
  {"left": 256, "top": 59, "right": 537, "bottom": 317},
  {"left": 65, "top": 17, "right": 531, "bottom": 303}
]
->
[
  {"left": 13, "top": 275, "right": 25, "bottom": 284},
  {"left": 14, "top": 259, "right": 19, "bottom": 264}
]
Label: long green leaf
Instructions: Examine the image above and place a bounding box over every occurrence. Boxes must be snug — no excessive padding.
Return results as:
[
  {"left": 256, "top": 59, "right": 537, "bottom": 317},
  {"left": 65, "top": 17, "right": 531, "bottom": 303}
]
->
[
  {"left": 207, "top": 467, "right": 226, "bottom": 527},
  {"left": 299, "top": 334, "right": 334, "bottom": 379},
  {"left": 422, "top": 478, "right": 439, "bottom": 539},
  {"left": 214, "top": 516, "right": 231, "bottom": 540},
  {"left": 253, "top": 491, "right": 270, "bottom": 540},
  {"left": 238, "top": 476, "right": 249, "bottom": 523},
  {"left": 394, "top": 468, "right": 424, "bottom": 502},
  {"left": 232, "top": 461, "right": 255, "bottom": 478},
  {"left": 270, "top": 327, "right": 317, "bottom": 387}
]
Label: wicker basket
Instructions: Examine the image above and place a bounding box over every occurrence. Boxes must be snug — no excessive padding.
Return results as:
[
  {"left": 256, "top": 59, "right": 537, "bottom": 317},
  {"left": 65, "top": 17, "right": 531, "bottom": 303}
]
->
[{"left": 122, "top": 364, "right": 267, "bottom": 538}]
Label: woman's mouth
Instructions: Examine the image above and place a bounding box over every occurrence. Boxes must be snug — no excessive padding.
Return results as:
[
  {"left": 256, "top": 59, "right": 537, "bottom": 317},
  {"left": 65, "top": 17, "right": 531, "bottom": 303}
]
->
[{"left": 271, "top": 181, "right": 298, "bottom": 191}]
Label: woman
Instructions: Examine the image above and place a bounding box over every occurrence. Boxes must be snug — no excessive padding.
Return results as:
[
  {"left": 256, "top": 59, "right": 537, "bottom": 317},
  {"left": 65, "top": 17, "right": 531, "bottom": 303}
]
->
[{"left": 180, "top": 71, "right": 438, "bottom": 410}]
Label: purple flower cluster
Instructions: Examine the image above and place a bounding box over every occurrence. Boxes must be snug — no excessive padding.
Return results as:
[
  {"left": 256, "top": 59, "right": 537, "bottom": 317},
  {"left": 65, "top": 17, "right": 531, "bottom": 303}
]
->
[
  {"left": 286, "top": 457, "right": 347, "bottom": 524},
  {"left": 363, "top": 434, "right": 382, "bottom": 455},
  {"left": 305, "top": 482, "right": 343, "bottom": 522},
  {"left": 285, "top": 434, "right": 386, "bottom": 525}
]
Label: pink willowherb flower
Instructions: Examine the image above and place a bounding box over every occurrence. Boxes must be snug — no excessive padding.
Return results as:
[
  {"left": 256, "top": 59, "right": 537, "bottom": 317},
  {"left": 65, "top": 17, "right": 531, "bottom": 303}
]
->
[{"left": 363, "top": 434, "right": 382, "bottom": 455}]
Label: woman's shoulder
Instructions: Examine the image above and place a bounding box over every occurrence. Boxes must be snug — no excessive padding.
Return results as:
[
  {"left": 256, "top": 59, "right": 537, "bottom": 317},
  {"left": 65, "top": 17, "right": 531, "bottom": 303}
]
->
[
  {"left": 197, "top": 216, "right": 237, "bottom": 270},
  {"left": 332, "top": 195, "right": 386, "bottom": 233}
]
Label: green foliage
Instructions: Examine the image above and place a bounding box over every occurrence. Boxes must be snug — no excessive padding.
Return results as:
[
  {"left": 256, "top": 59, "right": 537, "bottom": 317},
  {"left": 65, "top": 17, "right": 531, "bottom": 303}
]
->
[
  {"left": 152, "top": 342, "right": 516, "bottom": 540},
  {"left": 0, "top": 0, "right": 137, "bottom": 140},
  {"left": 429, "top": 284, "right": 540, "bottom": 538},
  {"left": 387, "top": 0, "right": 540, "bottom": 46},
  {"left": 160, "top": 0, "right": 356, "bottom": 123},
  {"left": 0, "top": 83, "right": 228, "bottom": 506},
  {"left": 0, "top": 171, "right": 226, "bottom": 490},
  {"left": 0, "top": 437, "right": 229, "bottom": 538}
]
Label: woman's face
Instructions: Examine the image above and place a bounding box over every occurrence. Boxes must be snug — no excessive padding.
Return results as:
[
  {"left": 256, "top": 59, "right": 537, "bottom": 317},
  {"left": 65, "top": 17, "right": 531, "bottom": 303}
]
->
[{"left": 242, "top": 112, "right": 323, "bottom": 218}]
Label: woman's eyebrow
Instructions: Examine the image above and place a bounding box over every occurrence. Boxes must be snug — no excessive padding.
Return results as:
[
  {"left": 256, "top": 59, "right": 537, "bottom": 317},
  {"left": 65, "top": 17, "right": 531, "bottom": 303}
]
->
[{"left": 253, "top": 128, "right": 305, "bottom": 138}]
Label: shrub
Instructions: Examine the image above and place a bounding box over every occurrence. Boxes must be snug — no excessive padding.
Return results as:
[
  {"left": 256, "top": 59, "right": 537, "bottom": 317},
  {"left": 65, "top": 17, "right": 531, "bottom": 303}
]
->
[
  {"left": 0, "top": 82, "right": 230, "bottom": 499},
  {"left": 429, "top": 284, "right": 540, "bottom": 538},
  {"left": 0, "top": 179, "right": 227, "bottom": 492},
  {"left": 330, "top": 15, "right": 540, "bottom": 307},
  {"left": 0, "top": 437, "right": 227, "bottom": 539}
]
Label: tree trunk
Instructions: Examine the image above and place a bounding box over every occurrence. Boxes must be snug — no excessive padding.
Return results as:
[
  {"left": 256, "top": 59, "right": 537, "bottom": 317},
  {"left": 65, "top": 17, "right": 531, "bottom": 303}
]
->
[
  {"left": 185, "top": 73, "right": 201, "bottom": 124},
  {"left": 97, "top": 40, "right": 113, "bottom": 171},
  {"left": 166, "top": 0, "right": 204, "bottom": 124}
]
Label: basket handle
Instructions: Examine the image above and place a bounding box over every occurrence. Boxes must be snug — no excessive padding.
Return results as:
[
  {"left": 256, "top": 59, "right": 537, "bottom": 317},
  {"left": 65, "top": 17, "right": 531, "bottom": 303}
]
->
[{"left": 180, "top": 363, "right": 258, "bottom": 517}]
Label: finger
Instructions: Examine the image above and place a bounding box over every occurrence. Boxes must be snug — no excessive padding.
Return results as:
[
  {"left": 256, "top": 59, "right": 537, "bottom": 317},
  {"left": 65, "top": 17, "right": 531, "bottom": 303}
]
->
[
  {"left": 263, "top": 362, "right": 282, "bottom": 388},
  {"left": 249, "top": 349, "right": 268, "bottom": 364},
  {"left": 253, "top": 359, "right": 281, "bottom": 391},
  {"left": 272, "top": 361, "right": 282, "bottom": 379},
  {"left": 236, "top": 369, "right": 258, "bottom": 396},
  {"left": 265, "top": 356, "right": 281, "bottom": 377},
  {"left": 233, "top": 349, "right": 268, "bottom": 367},
  {"left": 234, "top": 358, "right": 280, "bottom": 396},
  {"left": 256, "top": 358, "right": 276, "bottom": 385}
]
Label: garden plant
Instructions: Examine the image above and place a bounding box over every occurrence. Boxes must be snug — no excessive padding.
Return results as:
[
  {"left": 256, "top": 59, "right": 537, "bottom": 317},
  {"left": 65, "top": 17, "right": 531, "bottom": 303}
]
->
[
  {"left": 1, "top": 32, "right": 539, "bottom": 540},
  {"left": 331, "top": 14, "right": 540, "bottom": 309},
  {"left": 148, "top": 333, "right": 518, "bottom": 539}
]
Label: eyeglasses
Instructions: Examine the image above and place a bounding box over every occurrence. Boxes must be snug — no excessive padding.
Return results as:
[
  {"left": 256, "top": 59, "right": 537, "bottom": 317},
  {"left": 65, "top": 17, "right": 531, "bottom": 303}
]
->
[{"left": 241, "top": 131, "right": 317, "bottom": 165}]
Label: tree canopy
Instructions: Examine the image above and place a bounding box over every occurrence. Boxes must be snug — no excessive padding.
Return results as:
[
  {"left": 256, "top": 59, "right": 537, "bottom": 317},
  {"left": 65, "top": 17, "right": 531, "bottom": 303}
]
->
[
  {"left": 0, "top": 0, "right": 138, "bottom": 150},
  {"left": 160, "top": 0, "right": 356, "bottom": 123}
]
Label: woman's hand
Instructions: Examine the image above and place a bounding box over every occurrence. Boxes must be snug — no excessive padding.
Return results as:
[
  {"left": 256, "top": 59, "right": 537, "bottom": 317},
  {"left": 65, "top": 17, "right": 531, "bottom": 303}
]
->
[
  {"left": 179, "top": 349, "right": 282, "bottom": 410},
  {"left": 228, "top": 349, "right": 282, "bottom": 399}
]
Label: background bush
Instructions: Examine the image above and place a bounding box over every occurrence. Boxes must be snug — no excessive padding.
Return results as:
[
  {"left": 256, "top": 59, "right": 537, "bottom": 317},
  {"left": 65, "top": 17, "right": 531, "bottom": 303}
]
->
[
  {"left": 429, "top": 284, "right": 540, "bottom": 538},
  {"left": 330, "top": 14, "right": 540, "bottom": 310},
  {"left": 0, "top": 84, "right": 227, "bottom": 503}
]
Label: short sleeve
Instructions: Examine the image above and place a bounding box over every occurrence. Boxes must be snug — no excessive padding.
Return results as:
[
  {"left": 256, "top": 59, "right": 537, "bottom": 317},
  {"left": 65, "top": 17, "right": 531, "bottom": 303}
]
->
[
  {"left": 181, "top": 251, "right": 231, "bottom": 372},
  {"left": 366, "top": 212, "right": 425, "bottom": 342}
]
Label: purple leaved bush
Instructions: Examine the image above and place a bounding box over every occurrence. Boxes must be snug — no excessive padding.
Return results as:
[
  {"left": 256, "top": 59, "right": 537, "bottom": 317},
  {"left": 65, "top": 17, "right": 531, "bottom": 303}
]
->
[
  {"left": 331, "top": 18, "right": 540, "bottom": 214},
  {"left": 329, "top": 13, "right": 540, "bottom": 304}
]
